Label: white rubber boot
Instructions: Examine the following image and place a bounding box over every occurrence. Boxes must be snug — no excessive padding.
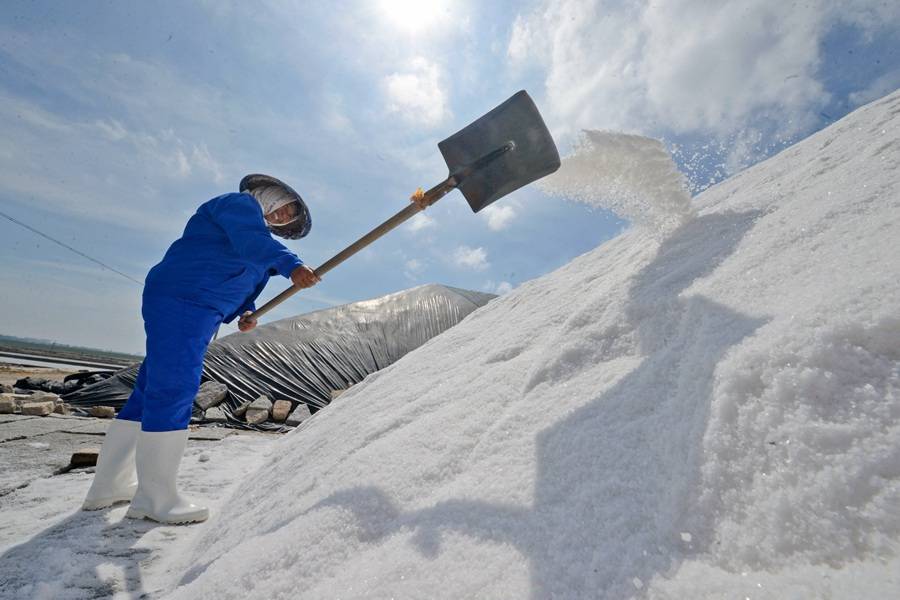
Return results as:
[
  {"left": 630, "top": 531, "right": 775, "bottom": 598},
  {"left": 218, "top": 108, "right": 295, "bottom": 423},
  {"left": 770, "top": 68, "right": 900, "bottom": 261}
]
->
[
  {"left": 82, "top": 419, "right": 141, "bottom": 510},
  {"left": 125, "top": 429, "right": 209, "bottom": 524}
]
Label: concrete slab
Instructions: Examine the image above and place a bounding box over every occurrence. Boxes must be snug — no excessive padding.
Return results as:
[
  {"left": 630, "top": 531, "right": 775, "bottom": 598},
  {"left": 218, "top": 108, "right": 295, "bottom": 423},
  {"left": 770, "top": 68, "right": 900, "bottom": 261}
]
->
[
  {"left": 0, "top": 431, "right": 94, "bottom": 496},
  {"left": 0, "top": 414, "right": 114, "bottom": 441},
  {"left": 0, "top": 414, "right": 31, "bottom": 424},
  {"left": 58, "top": 420, "right": 112, "bottom": 436},
  {"left": 0, "top": 416, "right": 70, "bottom": 442}
]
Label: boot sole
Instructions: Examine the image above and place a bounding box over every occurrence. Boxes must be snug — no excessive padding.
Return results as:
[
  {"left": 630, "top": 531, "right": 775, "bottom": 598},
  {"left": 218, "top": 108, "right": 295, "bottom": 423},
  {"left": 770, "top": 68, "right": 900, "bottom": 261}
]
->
[{"left": 125, "top": 507, "right": 209, "bottom": 524}]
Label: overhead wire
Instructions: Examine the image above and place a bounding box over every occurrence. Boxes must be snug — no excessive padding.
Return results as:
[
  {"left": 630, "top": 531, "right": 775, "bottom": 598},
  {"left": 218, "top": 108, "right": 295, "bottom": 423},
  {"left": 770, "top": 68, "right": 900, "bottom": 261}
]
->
[{"left": 0, "top": 208, "right": 144, "bottom": 286}]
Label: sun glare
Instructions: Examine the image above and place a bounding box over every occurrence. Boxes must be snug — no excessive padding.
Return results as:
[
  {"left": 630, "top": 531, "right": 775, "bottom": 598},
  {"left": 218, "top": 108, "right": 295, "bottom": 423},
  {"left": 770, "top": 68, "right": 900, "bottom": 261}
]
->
[{"left": 377, "top": 0, "right": 451, "bottom": 33}]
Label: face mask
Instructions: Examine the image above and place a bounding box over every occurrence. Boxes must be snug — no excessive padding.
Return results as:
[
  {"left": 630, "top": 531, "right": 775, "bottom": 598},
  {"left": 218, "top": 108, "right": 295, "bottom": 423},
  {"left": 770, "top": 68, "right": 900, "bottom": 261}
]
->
[
  {"left": 250, "top": 185, "right": 296, "bottom": 219},
  {"left": 264, "top": 201, "right": 300, "bottom": 225}
]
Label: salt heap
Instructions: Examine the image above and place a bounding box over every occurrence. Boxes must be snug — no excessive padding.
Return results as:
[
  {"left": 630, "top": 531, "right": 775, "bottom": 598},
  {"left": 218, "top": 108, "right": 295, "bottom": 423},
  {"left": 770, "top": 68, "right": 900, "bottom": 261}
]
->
[{"left": 168, "top": 90, "right": 900, "bottom": 598}]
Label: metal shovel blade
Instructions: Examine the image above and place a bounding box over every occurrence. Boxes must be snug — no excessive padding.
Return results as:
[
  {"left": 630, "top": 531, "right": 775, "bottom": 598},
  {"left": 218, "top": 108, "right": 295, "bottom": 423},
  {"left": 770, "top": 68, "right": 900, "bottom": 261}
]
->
[{"left": 438, "top": 90, "right": 561, "bottom": 213}]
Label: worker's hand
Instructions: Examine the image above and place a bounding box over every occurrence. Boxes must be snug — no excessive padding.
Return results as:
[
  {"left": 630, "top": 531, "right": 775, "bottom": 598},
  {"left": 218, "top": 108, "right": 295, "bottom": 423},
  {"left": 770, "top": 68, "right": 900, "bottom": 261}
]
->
[
  {"left": 291, "top": 264, "right": 321, "bottom": 289},
  {"left": 238, "top": 311, "right": 257, "bottom": 333}
]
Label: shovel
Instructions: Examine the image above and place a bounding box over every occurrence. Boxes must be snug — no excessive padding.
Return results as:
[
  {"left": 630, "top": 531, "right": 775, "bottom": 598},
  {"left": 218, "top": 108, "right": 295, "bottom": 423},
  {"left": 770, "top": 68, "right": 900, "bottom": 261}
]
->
[{"left": 249, "top": 90, "right": 561, "bottom": 321}]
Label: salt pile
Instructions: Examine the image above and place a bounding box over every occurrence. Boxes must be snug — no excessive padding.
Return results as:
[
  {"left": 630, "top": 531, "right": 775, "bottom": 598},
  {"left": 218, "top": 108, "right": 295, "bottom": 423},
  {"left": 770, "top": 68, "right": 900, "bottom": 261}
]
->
[{"left": 168, "top": 90, "right": 900, "bottom": 598}]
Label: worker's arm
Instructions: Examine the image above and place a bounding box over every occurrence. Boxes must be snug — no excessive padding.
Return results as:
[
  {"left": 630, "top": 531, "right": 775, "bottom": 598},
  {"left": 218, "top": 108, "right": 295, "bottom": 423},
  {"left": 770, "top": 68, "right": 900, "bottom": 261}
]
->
[
  {"left": 235, "top": 266, "right": 318, "bottom": 332},
  {"left": 203, "top": 193, "right": 304, "bottom": 278}
]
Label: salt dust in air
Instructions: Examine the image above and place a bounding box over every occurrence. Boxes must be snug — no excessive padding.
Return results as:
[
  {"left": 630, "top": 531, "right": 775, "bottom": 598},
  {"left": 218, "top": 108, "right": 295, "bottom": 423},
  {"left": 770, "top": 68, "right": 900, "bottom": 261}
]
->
[{"left": 539, "top": 130, "right": 695, "bottom": 235}]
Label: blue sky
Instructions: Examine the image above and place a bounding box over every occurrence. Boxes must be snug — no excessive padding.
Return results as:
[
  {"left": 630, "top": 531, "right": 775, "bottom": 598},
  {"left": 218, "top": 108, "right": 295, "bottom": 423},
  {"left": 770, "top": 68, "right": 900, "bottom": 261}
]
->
[{"left": 1, "top": 0, "right": 898, "bottom": 354}]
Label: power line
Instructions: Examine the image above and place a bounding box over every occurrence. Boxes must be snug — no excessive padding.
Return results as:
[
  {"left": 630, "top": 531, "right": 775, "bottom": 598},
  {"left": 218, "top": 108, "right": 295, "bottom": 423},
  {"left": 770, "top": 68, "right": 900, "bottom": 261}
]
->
[{"left": 0, "top": 209, "right": 144, "bottom": 286}]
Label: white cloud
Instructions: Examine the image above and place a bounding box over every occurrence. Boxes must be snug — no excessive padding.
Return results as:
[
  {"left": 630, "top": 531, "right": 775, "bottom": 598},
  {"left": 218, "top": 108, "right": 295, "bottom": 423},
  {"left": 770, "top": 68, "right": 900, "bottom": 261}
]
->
[
  {"left": 407, "top": 212, "right": 436, "bottom": 232},
  {"left": 453, "top": 245, "right": 489, "bottom": 271},
  {"left": 384, "top": 57, "right": 450, "bottom": 127},
  {"left": 376, "top": 0, "right": 453, "bottom": 33},
  {"left": 509, "top": 0, "right": 900, "bottom": 150},
  {"left": 320, "top": 92, "right": 355, "bottom": 136},
  {"left": 849, "top": 69, "right": 900, "bottom": 107},
  {"left": 481, "top": 204, "right": 517, "bottom": 231},
  {"left": 483, "top": 280, "right": 514, "bottom": 295},
  {"left": 404, "top": 258, "right": 425, "bottom": 281}
]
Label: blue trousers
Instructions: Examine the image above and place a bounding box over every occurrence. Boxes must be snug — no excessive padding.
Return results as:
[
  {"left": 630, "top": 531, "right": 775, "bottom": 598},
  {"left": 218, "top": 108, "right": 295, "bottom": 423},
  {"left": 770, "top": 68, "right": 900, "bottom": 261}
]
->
[{"left": 118, "top": 295, "right": 222, "bottom": 432}]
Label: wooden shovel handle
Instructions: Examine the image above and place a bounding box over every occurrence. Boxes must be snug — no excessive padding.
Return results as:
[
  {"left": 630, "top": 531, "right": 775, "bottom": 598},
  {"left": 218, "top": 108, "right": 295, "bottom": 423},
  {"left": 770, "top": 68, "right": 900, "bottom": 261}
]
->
[{"left": 248, "top": 177, "right": 457, "bottom": 320}]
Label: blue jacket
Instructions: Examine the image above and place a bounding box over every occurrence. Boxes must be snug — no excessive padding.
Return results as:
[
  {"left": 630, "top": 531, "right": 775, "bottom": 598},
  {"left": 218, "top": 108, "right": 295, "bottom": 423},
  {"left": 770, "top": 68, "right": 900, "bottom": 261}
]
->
[{"left": 145, "top": 192, "right": 304, "bottom": 323}]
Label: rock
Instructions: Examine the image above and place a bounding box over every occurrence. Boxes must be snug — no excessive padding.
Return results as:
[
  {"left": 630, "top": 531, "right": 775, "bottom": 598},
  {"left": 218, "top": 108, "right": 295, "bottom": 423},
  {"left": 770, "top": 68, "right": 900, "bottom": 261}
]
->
[
  {"left": 244, "top": 394, "right": 272, "bottom": 425},
  {"left": 70, "top": 447, "right": 100, "bottom": 468},
  {"left": 53, "top": 403, "right": 72, "bottom": 415},
  {"left": 2, "top": 393, "right": 25, "bottom": 407},
  {"left": 271, "top": 400, "right": 292, "bottom": 423},
  {"left": 0, "top": 383, "right": 13, "bottom": 394},
  {"left": 245, "top": 408, "right": 269, "bottom": 425},
  {"left": 0, "top": 397, "right": 16, "bottom": 414},
  {"left": 21, "top": 401, "right": 55, "bottom": 416},
  {"left": 286, "top": 403, "right": 311, "bottom": 426},
  {"left": 30, "top": 391, "right": 60, "bottom": 405},
  {"left": 232, "top": 400, "right": 252, "bottom": 417},
  {"left": 1, "top": 392, "right": 29, "bottom": 409},
  {"left": 204, "top": 405, "right": 228, "bottom": 423},
  {"left": 89, "top": 406, "right": 116, "bottom": 419},
  {"left": 69, "top": 448, "right": 99, "bottom": 467},
  {"left": 248, "top": 395, "right": 273, "bottom": 412},
  {"left": 194, "top": 381, "right": 229, "bottom": 410}
]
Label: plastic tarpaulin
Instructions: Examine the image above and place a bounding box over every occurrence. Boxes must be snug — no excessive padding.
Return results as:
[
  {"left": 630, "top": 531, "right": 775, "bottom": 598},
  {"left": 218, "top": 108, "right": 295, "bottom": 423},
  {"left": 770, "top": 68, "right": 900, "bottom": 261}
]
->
[{"left": 63, "top": 284, "right": 495, "bottom": 429}]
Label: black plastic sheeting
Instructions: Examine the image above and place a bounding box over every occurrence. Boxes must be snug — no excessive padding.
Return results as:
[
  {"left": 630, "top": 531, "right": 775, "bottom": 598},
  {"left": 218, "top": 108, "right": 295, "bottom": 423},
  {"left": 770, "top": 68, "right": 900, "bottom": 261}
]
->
[
  {"left": 16, "top": 371, "right": 114, "bottom": 395},
  {"left": 63, "top": 284, "right": 494, "bottom": 430}
]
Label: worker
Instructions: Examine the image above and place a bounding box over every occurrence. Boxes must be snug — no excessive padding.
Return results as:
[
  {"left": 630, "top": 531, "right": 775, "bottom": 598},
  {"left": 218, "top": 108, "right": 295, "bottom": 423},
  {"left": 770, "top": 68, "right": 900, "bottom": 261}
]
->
[{"left": 82, "top": 174, "right": 319, "bottom": 524}]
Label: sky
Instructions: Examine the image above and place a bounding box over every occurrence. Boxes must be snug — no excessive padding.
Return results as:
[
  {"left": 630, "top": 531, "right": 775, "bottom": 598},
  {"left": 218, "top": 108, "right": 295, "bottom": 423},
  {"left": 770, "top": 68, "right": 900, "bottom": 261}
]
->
[{"left": 0, "top": 0, "right": 898, "bottom": 354}]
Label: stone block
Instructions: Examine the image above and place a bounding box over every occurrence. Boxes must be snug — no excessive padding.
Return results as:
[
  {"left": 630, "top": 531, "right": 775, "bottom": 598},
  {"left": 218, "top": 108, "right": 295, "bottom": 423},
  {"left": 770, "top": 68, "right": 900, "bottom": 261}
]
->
[
  {"left": 53, "top": 403, "right": 72, "bottom": 415},
  {"left": 21, "top": 401, "right": 55, "bottom": 416},
  {"left": 0, "top": 383, "right": 13, "bottom": 393},
  {"left": 0, "top": 397, "right": 16, "bottom": 414},
  {"left": 204, "top": 405, "right": 228, "bottom": 423},
  {"left": 286, "top": 403, "right": 311, "bottom": 426},
  {"left": 11, "top": 394, "right": 27, "bottom": 407},
  {"left": 70, "top": 447, "right": 100, "bottom": 468},
  {"left": 245, "top": 408, "right": 269, "bottom": 425},
  {"left": 233, "top": 400, "right": 251, "bottom": 417},
  {"left": 1, "top": 393, "right": 24, "bottom": 407},
  {"left": 248, "top": 394, "right": 273, "bottom": 412},
  {"left": 271, "top": 400, "right": 292, "bottom": 423},
  {"left": 89, "top": 406, "right": 116, "bottom": 419},
  {"left": 194, "top": 381, "right": 229, "bottom": 410},
  {"left": 30, "top": 391, "right": 60, "bottom": 404},
  {"left": 244, "top": 395, "right": 272, "bottom": 425}
]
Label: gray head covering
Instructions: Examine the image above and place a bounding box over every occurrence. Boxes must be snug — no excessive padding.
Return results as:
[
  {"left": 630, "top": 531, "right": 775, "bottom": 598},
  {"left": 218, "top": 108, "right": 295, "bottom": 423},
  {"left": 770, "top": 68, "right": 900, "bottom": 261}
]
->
[{"left": 239, "top": 174, "right": 312, "bottom": 240}]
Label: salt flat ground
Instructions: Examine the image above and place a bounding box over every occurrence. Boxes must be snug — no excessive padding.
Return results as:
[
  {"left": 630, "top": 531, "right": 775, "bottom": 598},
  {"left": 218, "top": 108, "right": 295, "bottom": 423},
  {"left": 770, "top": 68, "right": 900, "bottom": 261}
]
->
[{"left": 0, "top": 411, "right": 276, "bottom": 599}]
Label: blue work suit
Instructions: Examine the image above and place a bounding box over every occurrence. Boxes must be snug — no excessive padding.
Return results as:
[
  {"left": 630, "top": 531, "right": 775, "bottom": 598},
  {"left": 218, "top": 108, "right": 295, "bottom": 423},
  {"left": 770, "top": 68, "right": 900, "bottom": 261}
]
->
[{"left": 118, "top": 193, "right": 304, "bottom": 431}]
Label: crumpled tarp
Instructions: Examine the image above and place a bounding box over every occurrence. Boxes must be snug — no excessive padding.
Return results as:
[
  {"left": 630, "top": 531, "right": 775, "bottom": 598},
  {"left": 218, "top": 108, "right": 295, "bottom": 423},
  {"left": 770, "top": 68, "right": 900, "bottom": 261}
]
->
[
  {"left": 15, "top": 371, "right": 114, "bottom": 395},
  {"left": 63, "top": 284, "right": 495, "bottom": 430}
]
